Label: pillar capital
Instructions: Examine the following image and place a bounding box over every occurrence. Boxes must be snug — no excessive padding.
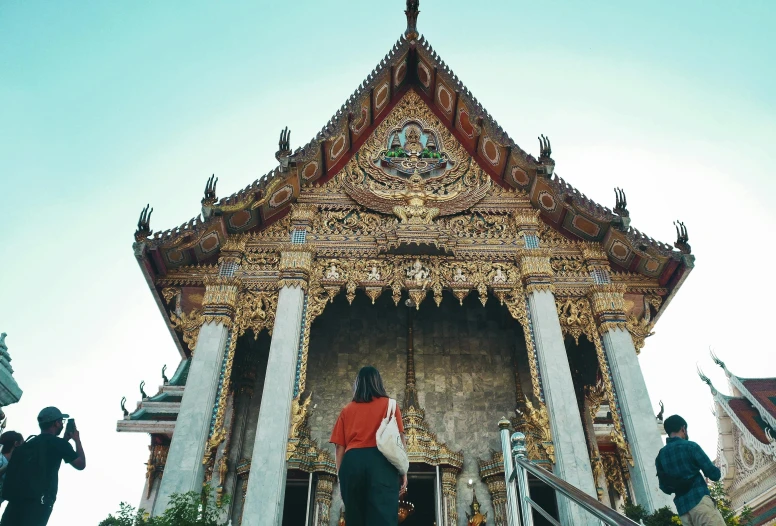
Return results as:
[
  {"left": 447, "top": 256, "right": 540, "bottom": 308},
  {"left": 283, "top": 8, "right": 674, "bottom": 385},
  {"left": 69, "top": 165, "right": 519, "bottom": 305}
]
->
[
  {"left": 581, "top": 243, "right": 609, "bottom": 268},
  {"left": 218, "top": 235, "right": 247, "bottom": 266},
  {"left": 588, "top": 283, "right": 627, "bottom": 331},
  {"left": 289, "top": 203, "right": 317, "bottom": 229},
  {"left": 516, "top": 248, "right": 554, "bottom": 293},
  {"left": 513, "top": 209, "right": 541, "bottom": 234},
  {"left": 202, "top": 275, "right": 240, "bottom": 320},
  {"left": 277, "top": 244, "right": 315, "bottom": 290}
]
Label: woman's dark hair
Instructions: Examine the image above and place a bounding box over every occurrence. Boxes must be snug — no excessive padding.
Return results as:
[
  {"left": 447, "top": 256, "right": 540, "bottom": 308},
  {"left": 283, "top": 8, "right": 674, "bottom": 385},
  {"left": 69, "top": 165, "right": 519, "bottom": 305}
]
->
[
  {"left": 353, "top": 366, "right": 389, "bottom": 403},
  {"left": 0, "top": 431, "right": 23, "bottom": 452}
]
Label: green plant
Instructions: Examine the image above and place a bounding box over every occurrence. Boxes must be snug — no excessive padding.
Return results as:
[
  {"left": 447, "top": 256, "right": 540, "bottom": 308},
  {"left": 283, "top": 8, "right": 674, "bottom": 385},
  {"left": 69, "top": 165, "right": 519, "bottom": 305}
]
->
[
  {"left": 622, "top": 500, "right": 678, "bottom": 525},
  {"left": 709, "top": 481, "right": 754, "bottom": 526},
  {"left": 100, "top": 485, "right": 230, "bottom": 526}
]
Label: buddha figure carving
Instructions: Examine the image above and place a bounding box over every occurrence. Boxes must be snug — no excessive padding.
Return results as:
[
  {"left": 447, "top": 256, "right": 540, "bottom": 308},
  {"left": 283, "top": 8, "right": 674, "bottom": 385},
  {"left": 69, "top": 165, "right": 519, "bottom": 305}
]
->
[
  {"left": 406, "top": 259, "right": 430, "bottom": 285},
  {"left": 492, "top": 267, "right": 507, "bottom": 283},
  {"left": 367, "top": 266, "right": 381, "bottom": 281},
  {"left": 325, "top": 264, "right": 340, "bottom": 280},
  {"left": 453, "top": 266, "right": 467, "bottom": 282},
  {"left": 466, "top": 488, "right": 488, "bottom": 526}
]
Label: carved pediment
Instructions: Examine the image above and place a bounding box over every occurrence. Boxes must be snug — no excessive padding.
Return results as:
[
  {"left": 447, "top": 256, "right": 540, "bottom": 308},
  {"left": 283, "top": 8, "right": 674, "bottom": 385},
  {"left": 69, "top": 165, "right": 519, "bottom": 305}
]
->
[{"left": 338, "top": 91, "right": 491, "bottom": 224}]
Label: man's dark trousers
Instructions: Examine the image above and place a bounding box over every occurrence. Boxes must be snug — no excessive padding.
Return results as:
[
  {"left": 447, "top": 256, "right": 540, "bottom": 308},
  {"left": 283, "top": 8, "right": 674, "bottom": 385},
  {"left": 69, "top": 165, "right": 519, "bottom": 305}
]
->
[{"left": 1, "top": 498, "right": 54, "bottom": 526}]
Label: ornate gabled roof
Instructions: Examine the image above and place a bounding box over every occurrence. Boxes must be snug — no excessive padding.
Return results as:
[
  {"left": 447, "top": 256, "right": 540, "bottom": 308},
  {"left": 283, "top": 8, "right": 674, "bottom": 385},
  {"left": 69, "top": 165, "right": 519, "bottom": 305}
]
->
[
  {"left": 712, "top": 353, "right": 776, "bottom": 430},
  {"left": 699, "top": 364, "right": 776, "bottom": 458},
  {"left": 133, "top": 1, "right": 692, "bottom": 311}
]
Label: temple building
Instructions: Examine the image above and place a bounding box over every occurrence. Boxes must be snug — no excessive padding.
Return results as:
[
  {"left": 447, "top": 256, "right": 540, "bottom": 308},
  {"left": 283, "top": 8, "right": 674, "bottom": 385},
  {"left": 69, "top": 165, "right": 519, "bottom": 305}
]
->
[
  {"left": 700, "top": 356, "right": 776, "bottom": 525},
  {"left": 0, "top": 333, "right": 23, "bottom": 430},
  {"left": 118, "top": 2, "right": 694, "bottom": 525}
]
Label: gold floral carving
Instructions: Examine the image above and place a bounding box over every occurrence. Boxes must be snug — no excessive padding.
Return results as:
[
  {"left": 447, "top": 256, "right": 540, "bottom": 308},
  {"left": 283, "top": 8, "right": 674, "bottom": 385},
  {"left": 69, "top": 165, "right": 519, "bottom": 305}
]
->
[
  {"left": 441, "top": 468, "right": 460, "bottom": 525},
  {"left": 517, "top": 249, "right": 554, "bottom": 280},
  {"left": 337, "top": 91, "right": 492, "bottom": 225},
  {"left": 202, "top": 275, "right": 240, "bottom": 316},
  {"left": 513, "top": 209, "right": 541, "bottom": 231},
  {"left": 161, "top": 287, "right": 180, "bottom": 305},
  {"left": 513, "top": 398, "right": 555, "bottom": 465},
  {"left": 501, "top": 286, "right": 555, "bottom": 466},
  {"left": 169, "top": 309, "right": 204, "bottom": 353},
  {"left": 233, "top": 290, "right": 278, "bottom": 337},
  {"left": 203, "top": 329, "right": 238, "bottom": 466},
  {"left": 551, "top": 257, "right": 586, "bottom": 273},
  {"left": 285, "top": 393, "right": 336, "bottom": 474},
  {"left": 485, "top": 477, "right": 508, "bottom": 526},
  {"left": 589, "top": 283, "right": 627, "bottom": 317},
  {"left": 145, "top": 443, "right": 169, "bottom": 498},
  {"left": 313, "top": 474, "right": 335, "bottom": 526},
  {"left": 555, "top": 296, "right": 633, "bottom": 466},
  {"left": 602, "top": 452, "right": 627, "bottom": 497}
]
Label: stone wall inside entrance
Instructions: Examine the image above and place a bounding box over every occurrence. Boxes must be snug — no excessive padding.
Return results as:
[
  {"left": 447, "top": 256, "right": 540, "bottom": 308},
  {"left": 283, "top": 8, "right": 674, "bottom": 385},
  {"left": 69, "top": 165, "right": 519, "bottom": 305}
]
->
[{"left": 305, "top": 290, "right": 525, "bottom": 524}]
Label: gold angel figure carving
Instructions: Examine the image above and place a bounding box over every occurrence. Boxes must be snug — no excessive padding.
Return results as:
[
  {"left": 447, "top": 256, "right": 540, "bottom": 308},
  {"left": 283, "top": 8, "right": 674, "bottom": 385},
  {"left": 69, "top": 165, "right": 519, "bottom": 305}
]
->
[{"left": 368, "top": 170, "right": 465, "bottom": 224}]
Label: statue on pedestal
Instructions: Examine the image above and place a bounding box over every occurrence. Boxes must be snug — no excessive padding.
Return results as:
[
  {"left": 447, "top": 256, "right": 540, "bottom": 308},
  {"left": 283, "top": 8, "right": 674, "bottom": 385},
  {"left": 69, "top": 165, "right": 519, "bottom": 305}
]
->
[{"left": 466, "top": 488, "right": 488, "bottom": 526}]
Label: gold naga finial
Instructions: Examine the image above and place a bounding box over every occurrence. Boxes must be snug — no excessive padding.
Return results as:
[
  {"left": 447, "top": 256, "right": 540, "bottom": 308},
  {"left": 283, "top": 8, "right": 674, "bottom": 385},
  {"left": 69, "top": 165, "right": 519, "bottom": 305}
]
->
[{"left": 405, "top": 0, "right": 419, "bottom": 40}]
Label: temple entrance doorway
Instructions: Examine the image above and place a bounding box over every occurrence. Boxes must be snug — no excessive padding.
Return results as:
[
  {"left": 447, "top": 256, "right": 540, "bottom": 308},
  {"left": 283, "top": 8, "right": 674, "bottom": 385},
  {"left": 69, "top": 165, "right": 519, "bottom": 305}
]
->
[
  {"left": 282, "top": 469, "right": 313, "bottom": 526},
  {"left": 403, "top": 464, "right": 440, "bottom": 525}
]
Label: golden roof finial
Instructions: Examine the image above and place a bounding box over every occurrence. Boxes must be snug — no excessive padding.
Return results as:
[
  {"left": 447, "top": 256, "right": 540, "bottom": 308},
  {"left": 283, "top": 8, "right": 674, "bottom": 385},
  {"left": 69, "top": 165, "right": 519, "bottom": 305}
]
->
[{"left": 405, "top": 0, "right": 419, "bottom": 40}]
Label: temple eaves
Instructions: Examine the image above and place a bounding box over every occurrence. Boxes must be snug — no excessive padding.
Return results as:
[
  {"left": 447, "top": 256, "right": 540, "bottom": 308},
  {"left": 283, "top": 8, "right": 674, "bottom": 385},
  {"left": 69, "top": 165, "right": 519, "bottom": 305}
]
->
[{"left": 133, "top": 3, "right": 694, "bottom": 318}]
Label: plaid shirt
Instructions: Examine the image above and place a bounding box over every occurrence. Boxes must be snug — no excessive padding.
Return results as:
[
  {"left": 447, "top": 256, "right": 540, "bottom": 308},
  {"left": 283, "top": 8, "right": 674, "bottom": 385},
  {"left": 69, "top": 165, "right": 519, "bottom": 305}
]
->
[{"left": 656, "top": 437, "right": 721, "bottom": 515}]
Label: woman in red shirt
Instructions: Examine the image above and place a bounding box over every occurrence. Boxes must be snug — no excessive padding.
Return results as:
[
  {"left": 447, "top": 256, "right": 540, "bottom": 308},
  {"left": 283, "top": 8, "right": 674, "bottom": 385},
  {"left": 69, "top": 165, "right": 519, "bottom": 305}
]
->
[{"left": 330, "top": 366, "right": 408, "bottom": 526}]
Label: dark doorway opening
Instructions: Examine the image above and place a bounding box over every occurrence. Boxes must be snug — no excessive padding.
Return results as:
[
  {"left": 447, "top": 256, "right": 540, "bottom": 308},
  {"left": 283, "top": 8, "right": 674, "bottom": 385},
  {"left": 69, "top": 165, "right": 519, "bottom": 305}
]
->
[
  {"left": 526, "top": 478, "right": 559, "bottom": 526},
  {"left": 282, "top": 470, "right": 310, "bottom": 526},
  {"left": 403, "top": 467, "right": 437, "bottom": 526}
]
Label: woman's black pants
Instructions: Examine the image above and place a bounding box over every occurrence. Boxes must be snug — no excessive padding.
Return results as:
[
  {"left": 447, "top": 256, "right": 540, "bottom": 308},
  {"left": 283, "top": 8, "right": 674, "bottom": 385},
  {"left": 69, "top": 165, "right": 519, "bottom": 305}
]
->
[{"left": 339, "top": 447, "right": 399, "bottom": 526}]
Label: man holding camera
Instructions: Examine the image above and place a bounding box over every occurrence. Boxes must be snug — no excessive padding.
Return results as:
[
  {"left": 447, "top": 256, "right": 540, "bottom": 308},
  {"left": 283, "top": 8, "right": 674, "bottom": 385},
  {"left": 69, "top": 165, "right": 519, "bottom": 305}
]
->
[{"left": 0, "top": 406, "right": 86, "bottom": 526}]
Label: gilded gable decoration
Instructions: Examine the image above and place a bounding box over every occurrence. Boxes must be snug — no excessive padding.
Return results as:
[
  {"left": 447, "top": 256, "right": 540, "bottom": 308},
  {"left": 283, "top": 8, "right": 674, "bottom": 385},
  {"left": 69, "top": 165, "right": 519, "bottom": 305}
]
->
[{"left": 339, "top": 91, "right": 491, "bottom": 225}]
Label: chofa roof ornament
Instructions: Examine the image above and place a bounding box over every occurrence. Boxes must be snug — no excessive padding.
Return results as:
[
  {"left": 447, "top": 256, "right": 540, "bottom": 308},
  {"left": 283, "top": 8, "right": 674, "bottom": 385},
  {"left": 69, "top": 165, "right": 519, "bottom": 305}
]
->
[
  {"left": 134, "top": 204, "right": 153, "bottom": 241},
  {"left": 405, "top": 0, "right": 420, "bottom": 40},
  {"left": 537, "top": 134, "right": 554, "bottom": 177}
]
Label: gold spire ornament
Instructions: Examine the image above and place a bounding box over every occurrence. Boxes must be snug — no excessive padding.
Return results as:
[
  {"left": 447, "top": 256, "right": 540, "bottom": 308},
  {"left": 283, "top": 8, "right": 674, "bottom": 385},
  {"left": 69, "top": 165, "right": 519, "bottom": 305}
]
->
[{"left": 405, "top": 0, "right": 419, "bottom": 40}]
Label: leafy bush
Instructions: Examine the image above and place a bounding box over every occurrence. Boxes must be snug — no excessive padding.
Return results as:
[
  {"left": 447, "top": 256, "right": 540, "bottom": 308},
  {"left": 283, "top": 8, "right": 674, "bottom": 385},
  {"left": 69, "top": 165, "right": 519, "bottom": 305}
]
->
[
  {"left": 100, "top": 486, "right": 229, "bottom": 526},
  {"left": 622, "top": 482, "right": 754, "bottom": 526}
]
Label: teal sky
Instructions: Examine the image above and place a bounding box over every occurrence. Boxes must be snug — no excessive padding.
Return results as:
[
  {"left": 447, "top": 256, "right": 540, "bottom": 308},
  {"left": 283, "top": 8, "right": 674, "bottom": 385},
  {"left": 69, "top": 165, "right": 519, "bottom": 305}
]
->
[{"left": 1, "top": 1, "right": 774, "bottom": 523}]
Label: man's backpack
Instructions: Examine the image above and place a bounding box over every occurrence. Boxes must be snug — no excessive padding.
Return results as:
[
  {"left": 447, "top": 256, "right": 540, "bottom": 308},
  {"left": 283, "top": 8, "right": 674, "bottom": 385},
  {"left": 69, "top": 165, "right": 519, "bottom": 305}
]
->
[
  {"left": 2, "top": 435, "right": 50, "bottom": 503},
  {"left": 656, "top": 450, "right": 696, "bottom": 497}
]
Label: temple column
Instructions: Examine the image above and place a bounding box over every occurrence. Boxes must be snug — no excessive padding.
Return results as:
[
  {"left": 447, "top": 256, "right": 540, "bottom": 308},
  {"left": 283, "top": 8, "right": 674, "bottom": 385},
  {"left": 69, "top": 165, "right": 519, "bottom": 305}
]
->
[
  {"left": 589, "top": 282, "right": 674, "bottom": 512},
  {"left": 518, "top": 245, "right": 598, "bottom": 526},
  {"left": 312, "top": 474, "right": 335, "bottom": 526},
  {"left": 241, "top": 245, "right": 312, "bottom": 526},
  {"left": 153, "top": 274, "right": 239, "bottom": 515}
]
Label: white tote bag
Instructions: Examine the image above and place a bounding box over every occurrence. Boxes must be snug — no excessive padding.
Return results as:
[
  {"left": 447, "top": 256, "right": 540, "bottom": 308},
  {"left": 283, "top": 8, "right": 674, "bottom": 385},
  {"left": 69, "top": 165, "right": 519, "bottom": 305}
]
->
[{"left": 376, "top": 398, "right": 409, "bottom": 475}]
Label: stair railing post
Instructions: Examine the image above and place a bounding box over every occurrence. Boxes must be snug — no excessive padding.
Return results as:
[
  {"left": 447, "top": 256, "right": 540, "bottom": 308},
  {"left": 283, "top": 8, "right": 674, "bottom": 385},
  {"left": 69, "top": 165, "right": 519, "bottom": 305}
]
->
[
  {"left": 499, "top": 418, "right": 522, "bottom": 526},
  {"left": 512, "top": 432, "right": 534, "bottom": 526}
]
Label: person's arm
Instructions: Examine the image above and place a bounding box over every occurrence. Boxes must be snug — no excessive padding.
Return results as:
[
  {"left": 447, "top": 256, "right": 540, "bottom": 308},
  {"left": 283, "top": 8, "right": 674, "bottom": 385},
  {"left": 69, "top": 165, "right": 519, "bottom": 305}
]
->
[
  {"left": 692, "top": 442, "right": 720, "bottom": 482},
  {"left": 655, "top": 456, "right": 674, "bottom": 495},
  {"left": 0, "top": 462, "right": 8, "bottom": 476},
  {"left": 335, "top": 444, "right": 345, "bottom": 473},
  {"left": 68, "top": 430, "right": 86, "bottom": 471}
]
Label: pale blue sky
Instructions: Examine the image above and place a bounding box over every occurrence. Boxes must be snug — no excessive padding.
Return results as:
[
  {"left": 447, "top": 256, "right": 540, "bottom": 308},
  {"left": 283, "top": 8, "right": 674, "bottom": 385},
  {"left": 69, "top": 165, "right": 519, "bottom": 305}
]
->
[{"left": 1, "top": 1, "right": 774, "bottom": 523}]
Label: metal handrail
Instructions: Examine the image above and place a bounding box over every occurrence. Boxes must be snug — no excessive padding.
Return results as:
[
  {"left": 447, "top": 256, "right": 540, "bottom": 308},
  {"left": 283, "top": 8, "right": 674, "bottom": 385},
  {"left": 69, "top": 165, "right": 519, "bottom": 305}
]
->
[{"left": 502, "top": 429, "right": 640, "bottom": 526}]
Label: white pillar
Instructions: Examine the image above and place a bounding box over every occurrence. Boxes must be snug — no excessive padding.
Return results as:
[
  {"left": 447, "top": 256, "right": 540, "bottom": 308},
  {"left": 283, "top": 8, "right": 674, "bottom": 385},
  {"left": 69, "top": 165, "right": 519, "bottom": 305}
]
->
[
  {"left": 600, "top": 327, "right": 674, "bottom": 511},
  {"left": 527, "top": 289, "right": 598, "bottom": 526},
  {"left": 241, "top": 284, "right": 306, "bottom": 525},
  {"left": 153, "top": 321, "right": 229, "bottom": 515}
]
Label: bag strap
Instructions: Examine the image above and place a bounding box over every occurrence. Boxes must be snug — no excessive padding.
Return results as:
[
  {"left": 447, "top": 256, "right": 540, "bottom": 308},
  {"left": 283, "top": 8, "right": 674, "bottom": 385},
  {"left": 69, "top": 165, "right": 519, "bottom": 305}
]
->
[{"left": 385, "top": 398, "right": 395, "bottom": 421}]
